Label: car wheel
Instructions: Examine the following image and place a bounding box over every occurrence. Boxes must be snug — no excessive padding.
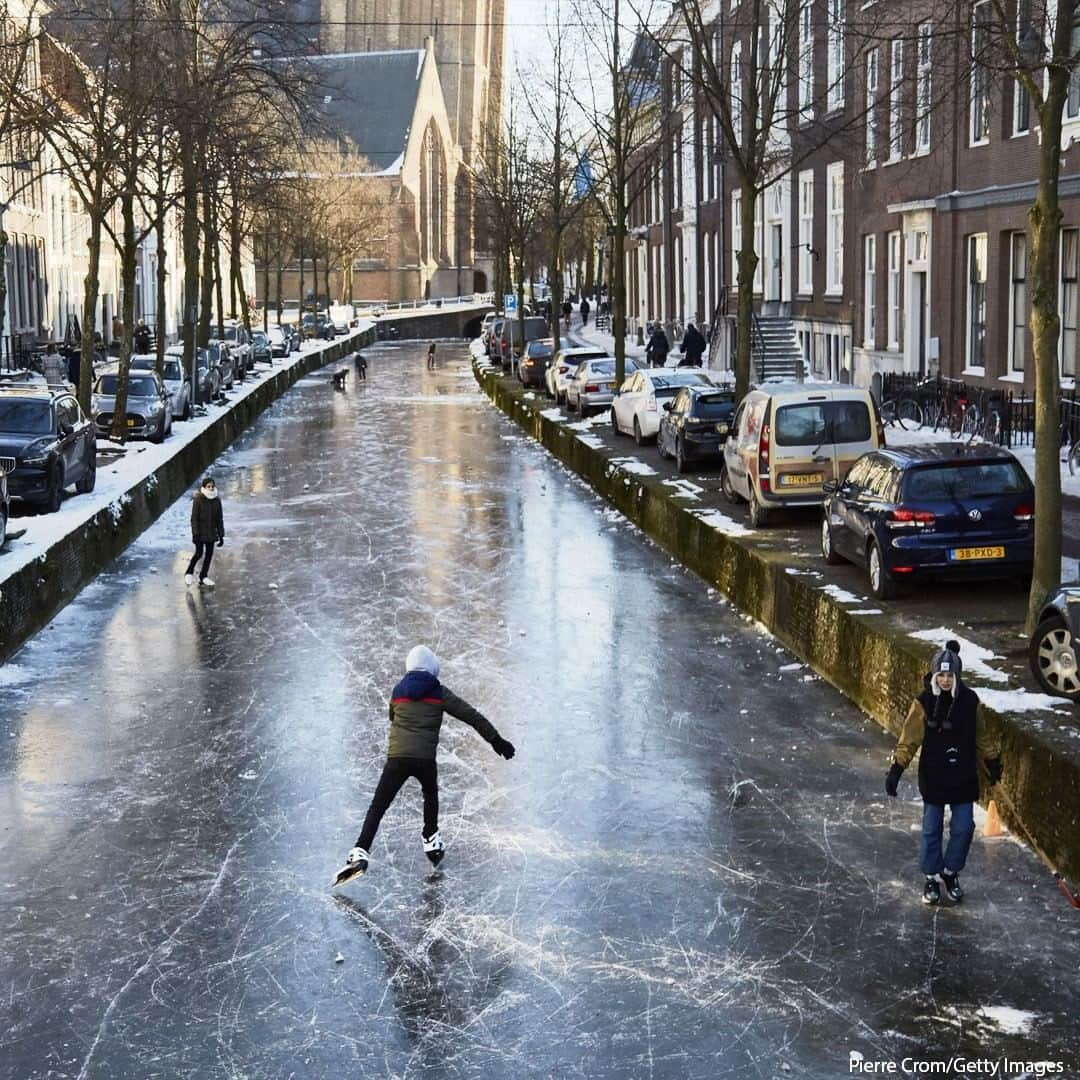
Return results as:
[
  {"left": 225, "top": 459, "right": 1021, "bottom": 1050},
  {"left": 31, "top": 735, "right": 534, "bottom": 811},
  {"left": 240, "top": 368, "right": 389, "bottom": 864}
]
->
[
  {"left": 45, "top": 461, "right": 64, "bottom": 513},
  {"left": 821, "top": 515, "right": 844, "bottom": 565},
  {"left": 1030, "top": 615, "right": 1080, "bottom": 701},
  {"left": 868, "top": 541, "right": 896, "bottom": 600},
  {"left": 676, "top": 436, "right": 690, "bottom": 474},
  {"left": 748, "top": 486, "right": 771, "bottom": 528},
  {"left": 183, "top": 400, "right": 192, "bottom": 420},
  {"left": 75, "top": 453, "right": 96, "bottom": 494},
  {"left": 720, "top": 463, "right": 744, "bottom": 505},
  {"left": 0, "top": 508, "right": 7, "bottom": 549},
  {"left": 611, "top": 409, "right": 621, "bottom": 435},
  {"left": 633, "top": 418, "right": 647, "bottom": 446}
]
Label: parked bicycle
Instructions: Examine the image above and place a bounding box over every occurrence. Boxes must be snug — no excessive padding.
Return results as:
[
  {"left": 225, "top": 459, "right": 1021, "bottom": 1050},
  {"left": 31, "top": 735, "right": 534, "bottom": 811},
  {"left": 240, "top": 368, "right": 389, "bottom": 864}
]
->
[
  {"left": 1060, "top": 423, "right": 1080, "bottom": 476},
  {"left": 880, "top": 393, "right": 923, "bottom": 430}
]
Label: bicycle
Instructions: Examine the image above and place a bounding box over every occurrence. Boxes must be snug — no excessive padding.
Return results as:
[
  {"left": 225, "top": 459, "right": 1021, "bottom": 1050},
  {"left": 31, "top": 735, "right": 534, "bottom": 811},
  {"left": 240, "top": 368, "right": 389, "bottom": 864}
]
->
[
  {"left": 1060, "top": 424, "right": 1080, "bottom": 476},
  {"left": 880, "top": 394, "right": 923, "bottom": 430}
]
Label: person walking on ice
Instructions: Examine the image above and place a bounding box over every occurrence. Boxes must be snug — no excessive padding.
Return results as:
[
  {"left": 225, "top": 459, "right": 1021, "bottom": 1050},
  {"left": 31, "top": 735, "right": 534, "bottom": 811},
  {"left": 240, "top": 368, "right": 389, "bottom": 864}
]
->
[
  {"left": 885, "top": 640, "right": 1002, "bottom": 905},
  {"left": 334, "top": 645, "right": 515, "bottom": 885},
  {"left": 427, "top": 341, "right": 437, "bottom": 370},
  {"left": 184, "top": 476, "right": 224, "bottom": 587}
]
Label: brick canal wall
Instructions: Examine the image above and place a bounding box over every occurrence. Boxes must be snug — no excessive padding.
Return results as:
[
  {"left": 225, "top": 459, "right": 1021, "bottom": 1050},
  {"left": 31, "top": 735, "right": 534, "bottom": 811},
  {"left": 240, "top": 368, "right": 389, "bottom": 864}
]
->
[
  {"left": 0, "top": 330, "right": 374, "bottom": 665},
  {"left": 474, "top": 360, "right": 1080, "bottom": 885}
]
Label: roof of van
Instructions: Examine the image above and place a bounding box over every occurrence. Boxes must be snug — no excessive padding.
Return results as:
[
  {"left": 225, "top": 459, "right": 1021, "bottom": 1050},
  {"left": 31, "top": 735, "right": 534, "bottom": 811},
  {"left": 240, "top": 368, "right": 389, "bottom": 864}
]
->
[{"left": 749, "top": 381, "right": 869, "bottom": 394}]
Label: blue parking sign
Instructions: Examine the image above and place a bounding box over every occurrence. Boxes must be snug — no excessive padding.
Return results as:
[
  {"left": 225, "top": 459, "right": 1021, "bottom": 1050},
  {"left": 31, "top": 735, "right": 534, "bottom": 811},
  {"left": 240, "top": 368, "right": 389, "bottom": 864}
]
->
[{"left": 504, "top": 294, "right": 517, "bottom": 312}]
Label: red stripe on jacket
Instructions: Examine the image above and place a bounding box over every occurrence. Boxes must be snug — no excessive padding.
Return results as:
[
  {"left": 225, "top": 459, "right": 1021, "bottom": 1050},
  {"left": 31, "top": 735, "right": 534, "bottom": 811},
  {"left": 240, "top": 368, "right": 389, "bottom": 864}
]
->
[{"left": 391, "top": 697, "right": 444, "bottom": 705}]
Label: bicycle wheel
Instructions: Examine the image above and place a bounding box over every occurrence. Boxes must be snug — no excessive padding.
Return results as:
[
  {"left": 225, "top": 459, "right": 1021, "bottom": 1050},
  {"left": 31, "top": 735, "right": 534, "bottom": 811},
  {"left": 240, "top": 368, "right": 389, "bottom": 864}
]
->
[
  {"left": 897, "top": 397, "right": 923, "bottom": 429},
  {"left": 1070, "top": 439, "right": 1080, "bottom": 477},
  {"left": 961, "top": 403, "right": 982, "bottom": 440},
  {"left": 881, "top": 399, "right": 899, "bottom": 427}
]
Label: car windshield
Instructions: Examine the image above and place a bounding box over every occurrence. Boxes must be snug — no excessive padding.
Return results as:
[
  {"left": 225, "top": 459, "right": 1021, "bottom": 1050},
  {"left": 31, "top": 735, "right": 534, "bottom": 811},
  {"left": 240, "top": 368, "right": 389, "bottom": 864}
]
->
[
  {"left": 253, "top": 333, "right": 268, "bottom": 344},
  {"left": 905, "top": 461, "right": 1030, "bottom": 500},
  {"left": 692, "top": 392, "right": 736, "bottom": 418},
  {"left": 223, "top": 327, "right": 239, "bottom": 341},
  {"left": 528, "top": 343, "right": 553, "bottom": 357},
  {"left": 97, "top": 375, "right": 159, "bottom": 397},
  {"left": 162, "top": 360, "right": 182, "bottom": 381},
  {"left": 0, "top": 399, "right": 51, "bottom": 434},
  {"left": 651, "top": 373, "right": 710, "bottom": 390},
  {"left": 774, "top": 401, "right": 871, "bottom": 446},
  {"left": 586, "top": 361, "right": 616, "bottom": 376}
]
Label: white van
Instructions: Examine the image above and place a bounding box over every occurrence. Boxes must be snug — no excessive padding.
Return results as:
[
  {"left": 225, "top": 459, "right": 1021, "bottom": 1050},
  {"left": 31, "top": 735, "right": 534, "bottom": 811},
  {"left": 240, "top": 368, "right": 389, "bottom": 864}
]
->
[{"left": 721, "top": 383, "right": 883, "bottom": 527}]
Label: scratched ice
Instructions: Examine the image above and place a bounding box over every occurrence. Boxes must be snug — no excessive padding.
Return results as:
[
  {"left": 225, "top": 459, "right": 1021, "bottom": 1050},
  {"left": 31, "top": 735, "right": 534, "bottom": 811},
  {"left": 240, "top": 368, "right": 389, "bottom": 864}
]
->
[{"left": 1, "top": 342, "right": 1078, "bottom": 1079}]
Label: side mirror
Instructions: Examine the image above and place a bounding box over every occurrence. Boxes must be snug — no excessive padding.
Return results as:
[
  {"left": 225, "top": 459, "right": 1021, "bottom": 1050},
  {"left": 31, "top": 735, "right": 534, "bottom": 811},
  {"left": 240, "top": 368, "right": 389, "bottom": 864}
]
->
[
  {"left": 822, "top": 480, "right": 838, "bottom": 495},
  {"left": 60, "top": 422, "right": 74, "bottom": 438}
]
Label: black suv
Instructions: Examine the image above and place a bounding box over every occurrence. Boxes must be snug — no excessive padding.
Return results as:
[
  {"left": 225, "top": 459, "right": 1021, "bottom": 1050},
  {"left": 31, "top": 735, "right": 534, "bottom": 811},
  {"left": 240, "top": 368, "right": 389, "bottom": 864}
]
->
[{"left": 0, "top": 386, "right": 97, "bottom": 512}]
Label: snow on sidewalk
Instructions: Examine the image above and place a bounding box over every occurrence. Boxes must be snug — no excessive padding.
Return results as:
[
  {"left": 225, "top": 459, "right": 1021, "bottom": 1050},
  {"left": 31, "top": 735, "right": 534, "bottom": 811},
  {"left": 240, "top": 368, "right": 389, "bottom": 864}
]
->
[{"left": 0, "top": 326, "right": 372, "bottom": 591}]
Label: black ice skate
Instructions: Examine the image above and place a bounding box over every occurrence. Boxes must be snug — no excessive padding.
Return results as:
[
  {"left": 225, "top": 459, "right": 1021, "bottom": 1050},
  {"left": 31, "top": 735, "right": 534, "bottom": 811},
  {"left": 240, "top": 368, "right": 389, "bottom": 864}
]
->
[
  {"left": 942, "top": 872, "right": 964, "bottom": 903},
  {"left": 922, "top": 877, "right": 941, "bottom": 905},
  {"left": 333, "top": 847, "right": 369, "bottom": 886},
  {"left": 422, "top": 830, "right": 445, "bottom": 867}
]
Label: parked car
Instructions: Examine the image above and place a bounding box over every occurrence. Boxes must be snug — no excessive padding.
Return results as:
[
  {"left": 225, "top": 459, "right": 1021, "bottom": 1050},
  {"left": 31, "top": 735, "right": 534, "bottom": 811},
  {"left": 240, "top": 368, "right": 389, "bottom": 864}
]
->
[
  {"left": 480, "top": 312, "right": 497, "bottom": 347},
  {"left": 164, "top": 345, "right": 221, "bottom": 404},
  {"left": 130, "top": 353, "right": 192, "bottom": 421},
  {"left": 519, "top": 338, "right": 556, "bottom": 388},
  {"left": 1029, "top": 584, "right": 1080, "bottom": 702},
  {"left": 221, "top": 322, "right": 252, "bottom": 372},
  {"left": 251, "top": 330, "right": 273, "bottom": 364},
  {"left": 566, "top": 356, "right": 638, "bottom": 417},
  {"left": 329, "top": 304, "right": 354, "bottom": 333},
  {"left": 545, "top": 346, "right": 609, "bottom": 403},
  {"left": 487, "top": 318, "right": 505, "bottom": 358},
  {"left": 266, "top": 325, "right": 288, "bottom": 358},
  {"left": 207, "top": 341, "right": 237, "bottom": 389},
  {"left": 303, "top": 313, "right": 336, "bottom": 340},
  {"left": 656, "top": 385, "right": 737, "bottom": 473},
  {"left": 280, "top": 323, "right": 300, "bottom": 353},
  {"left": 93, "top": 369, "right": 173, "bottom": 443},
  {"left": 820, "top": 443, "right": 1035, "bottom": 600},
  {"left": 0, "top": 462, "right": 8, "bottom": 547},
  {"left": 499, "top": 315, "right": 548, "bottom": 370},
  {"left": 611, "top": 368, "right": 715, "bottom": 445},
  {"left": 0, "top": 385, "right": 97, "bottom": 511},
  {"left": 722, "top": 383, "right": 882, "bottom": 528}
]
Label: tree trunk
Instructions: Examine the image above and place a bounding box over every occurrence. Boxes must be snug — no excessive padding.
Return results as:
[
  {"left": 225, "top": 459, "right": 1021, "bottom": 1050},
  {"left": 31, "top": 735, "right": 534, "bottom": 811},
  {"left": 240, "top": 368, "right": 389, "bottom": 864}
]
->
[
  {"left": 1027, "top": 103, "right": 1066, "bottom": 631},
  {"left": 110, "top": 188, "right": 138, "bottom": 443},
  {"left": 199, "top": 198, "right": 214, "bottom": 347},
  {"left": 298, "top": 236, "right": 305, "bottom": 333},
  {"left": 213, "top": 230, "right": 225, "bottom": 339},
  {"left": 154, "top": 196, "right": 167, "bottom": 377},
  {"left": 231, "top": 214, "right": 251, "bottom": 335},
  {"left": 0, "top": 227, "right": 8, "bottom": 350},
  {"left": 550, "top": 232, "right": 563, "bottom": 350},
  {"left": 735, "top": 178, "right": 758, "bottom": 402},
  {"left": 324, "top": 242, "right": 332, "bottom": 309},
  {"left": 78, "top": 210, "right": 104, "bottom": 416}
]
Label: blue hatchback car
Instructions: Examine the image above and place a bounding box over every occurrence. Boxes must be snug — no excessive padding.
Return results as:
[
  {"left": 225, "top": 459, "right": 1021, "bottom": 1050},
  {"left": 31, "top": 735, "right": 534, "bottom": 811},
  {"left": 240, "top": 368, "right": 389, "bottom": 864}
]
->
[{"left": 820, "top": 443, "right": 1034, "bottom": 599}]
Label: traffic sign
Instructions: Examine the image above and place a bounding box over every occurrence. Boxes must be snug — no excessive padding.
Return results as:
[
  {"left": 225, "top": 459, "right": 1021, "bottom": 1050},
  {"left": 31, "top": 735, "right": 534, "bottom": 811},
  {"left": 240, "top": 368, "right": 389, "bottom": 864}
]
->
[{"left": 504, "top": 294, "right": 517, "bottom": 312}]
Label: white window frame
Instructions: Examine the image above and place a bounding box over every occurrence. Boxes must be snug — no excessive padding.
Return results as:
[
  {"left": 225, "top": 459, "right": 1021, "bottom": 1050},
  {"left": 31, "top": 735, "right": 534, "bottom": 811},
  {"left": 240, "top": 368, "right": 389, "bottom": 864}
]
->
[
  {"left": 966, "top": 233, "right": 988, "bottom": 372},
  {"left": 798, "top": 0, "right": 813, "bottom": 118},
  {"left": 864, "top": 234, "right": 876, "bottom": 347},
  {"left": 1009, "top": 232, "right": 1027, "bottom": 373},
  {"left": 798, "top": 170, "right": 814, "bottom": 295},
  {"left": 1067, "top": 19, "right": 1080, "bottom": 120},
  {"left": 888, "top": 39, "right": 903, "bottom": 162},
  {"left": 865, "top": 48, "right": 878, "bottom": 166},
  {"left": 915, "top": 22, "right": 932, "bottom": 152},
  {"left": 825, "top": 162, "right": 844, "bottom": 296},
  {"left": 826, "top": 0, "right": 844, "bottom": 112},
  {"left": 731, "top": 41, "right": 743, "bottom": 139},
  {"left": 970, "top": 2, "right": 991, "bottom": 146},
  {"left": 1061, "top": 229, "right": 1078, "bottom": 379},
  {"left": 731, "top": 189, "right": 742, "bottom": 285},
  {"left": 887, "top": 231, "right": 902, "bottom": 351}
]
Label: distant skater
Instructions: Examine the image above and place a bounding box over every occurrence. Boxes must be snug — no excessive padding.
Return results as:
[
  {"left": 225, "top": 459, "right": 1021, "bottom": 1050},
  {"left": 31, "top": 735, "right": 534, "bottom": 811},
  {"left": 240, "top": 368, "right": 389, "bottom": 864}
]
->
[
  {"left": 354, "top": 352, "right": 367, "bottom": 381},
  {"left": 427, "top": 341, "right": 437, "bottom": 370},
  {"left": 184, "top": 476, "right": 224, "bottom": 587},
  {"left": 334, "top": 645, "right": 515, "bottom": 885}
]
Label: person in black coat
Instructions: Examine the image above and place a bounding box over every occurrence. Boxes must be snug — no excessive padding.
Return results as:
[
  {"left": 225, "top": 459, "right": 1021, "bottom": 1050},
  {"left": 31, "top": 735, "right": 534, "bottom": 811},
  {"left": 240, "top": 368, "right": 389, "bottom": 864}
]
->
[
  {"left": 185, "top": 476, "right": 225, "bottom": 587},
  {"left": 679, "top": 322, "right": 707, "bottom": 367},
  {"left": 645, "top": 326, "right": 670, "bottom": 368},
  {"left": 580, "top": 297, "right": 590, "bottom": 326}
]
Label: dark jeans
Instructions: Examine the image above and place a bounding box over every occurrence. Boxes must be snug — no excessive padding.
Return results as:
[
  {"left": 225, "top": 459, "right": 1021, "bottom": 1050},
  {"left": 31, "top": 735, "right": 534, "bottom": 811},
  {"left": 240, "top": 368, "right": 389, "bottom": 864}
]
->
[
  {"left": 186, "top": 542, "right": 214, "bottom": 580},
  {"left": 356, "top": 757, "right": 438, "bottom": 851},
  {"left": 920, "top": 802, "right": 975, "bottom": 876}
]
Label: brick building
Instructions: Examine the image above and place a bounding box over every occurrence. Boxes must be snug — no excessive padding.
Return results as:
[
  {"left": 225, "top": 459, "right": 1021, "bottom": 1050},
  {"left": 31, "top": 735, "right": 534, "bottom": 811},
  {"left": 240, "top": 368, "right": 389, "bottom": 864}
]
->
[{"left": 624, "top": 0, "right": 1079, "bottom": 397}]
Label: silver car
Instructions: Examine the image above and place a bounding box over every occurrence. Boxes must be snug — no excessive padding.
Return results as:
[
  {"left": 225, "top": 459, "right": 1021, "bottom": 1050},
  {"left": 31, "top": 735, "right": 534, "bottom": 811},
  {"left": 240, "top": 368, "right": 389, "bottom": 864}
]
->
[
  {"left": 566, "top": 356, "right": 639, "bottom": 417},
  {"left": 545, "top": 347, "right": 609, "bottom": 403},
  {"left": 166, "top": 346, "right": 221, "bottom": 405},
  {"left": 130, "top": 353, "right": 192, "bottom": 421},
  {"left": 93, "top": 369, "right": 173, "bottom": 442}
]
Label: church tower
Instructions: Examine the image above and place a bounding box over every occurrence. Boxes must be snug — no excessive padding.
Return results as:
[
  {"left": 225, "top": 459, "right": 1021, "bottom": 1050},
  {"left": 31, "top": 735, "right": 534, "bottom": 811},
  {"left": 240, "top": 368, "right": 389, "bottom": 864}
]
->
[{"left": 319, "top": 0, "right": 504, "bottom": 169}]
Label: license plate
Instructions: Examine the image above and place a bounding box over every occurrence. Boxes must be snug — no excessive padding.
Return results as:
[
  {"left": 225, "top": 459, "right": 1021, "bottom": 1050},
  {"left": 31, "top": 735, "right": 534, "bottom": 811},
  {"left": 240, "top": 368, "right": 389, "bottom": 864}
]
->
[
  {"left": 605, "top": 382, "right": 615, "bottom": 390},
  {"left": 951, "top": 546, "right": 1005, "bottom": 561},
  {"left": 779, "top": 472, "right": 824, "bottom": 487},
  {"left": 716, "top": 423, "right": 729, "bottom": 435}
]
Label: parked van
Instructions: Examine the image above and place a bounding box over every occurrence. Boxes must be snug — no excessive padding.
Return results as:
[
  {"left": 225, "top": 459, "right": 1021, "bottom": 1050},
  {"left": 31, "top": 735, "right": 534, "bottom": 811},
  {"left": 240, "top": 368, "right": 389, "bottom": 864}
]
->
[{"left": 721, "top": 383, "right": 883, "bottom": 527}]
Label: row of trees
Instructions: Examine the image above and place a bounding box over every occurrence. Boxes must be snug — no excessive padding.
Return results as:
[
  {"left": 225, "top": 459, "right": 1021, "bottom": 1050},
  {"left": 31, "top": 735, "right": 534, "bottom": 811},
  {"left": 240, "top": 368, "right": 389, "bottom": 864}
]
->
[{"left": 481, "top": 0, "right": 1080, "bottom": 631}]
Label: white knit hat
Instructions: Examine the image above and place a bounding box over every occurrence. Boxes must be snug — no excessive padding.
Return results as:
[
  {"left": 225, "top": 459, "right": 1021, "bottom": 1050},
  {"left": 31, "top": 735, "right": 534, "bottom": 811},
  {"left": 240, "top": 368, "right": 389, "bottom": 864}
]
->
[{"left": 405, "top": 645, "right": 440, "bottom": 678}]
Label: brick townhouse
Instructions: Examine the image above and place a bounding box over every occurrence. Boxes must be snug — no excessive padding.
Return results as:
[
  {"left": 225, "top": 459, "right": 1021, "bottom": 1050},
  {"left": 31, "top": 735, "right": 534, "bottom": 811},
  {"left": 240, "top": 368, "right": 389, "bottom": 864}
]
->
[{"left": 624, "top": 0, "right": 1079, "bottom": 397}]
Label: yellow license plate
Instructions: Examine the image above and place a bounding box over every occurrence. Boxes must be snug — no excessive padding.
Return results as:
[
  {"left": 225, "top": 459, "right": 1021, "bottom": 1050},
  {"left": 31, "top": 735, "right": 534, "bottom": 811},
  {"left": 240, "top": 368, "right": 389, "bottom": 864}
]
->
[
  {"left": 716, "top": 423, "right": 729, "bottom": 435},
  {"left": 951, "top": 546, "right": 1005, "bottom": 561},
  {"left": 779, "top": 472, "right": 824, "bottom": 487}
]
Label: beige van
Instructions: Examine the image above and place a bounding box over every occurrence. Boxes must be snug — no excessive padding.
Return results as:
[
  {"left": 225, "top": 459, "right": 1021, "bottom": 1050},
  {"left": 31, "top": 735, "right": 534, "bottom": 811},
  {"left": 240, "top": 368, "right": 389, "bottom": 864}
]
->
[{"left": 720, "top": 382, "right": 883, "bottom": 527}]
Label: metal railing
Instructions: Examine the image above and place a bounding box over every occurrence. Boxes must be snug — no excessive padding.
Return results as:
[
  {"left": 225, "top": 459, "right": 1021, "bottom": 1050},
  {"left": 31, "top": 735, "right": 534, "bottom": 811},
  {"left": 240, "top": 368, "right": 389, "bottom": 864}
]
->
[{"left": 354, "top": 293, "right": 495, "bottom": 314}]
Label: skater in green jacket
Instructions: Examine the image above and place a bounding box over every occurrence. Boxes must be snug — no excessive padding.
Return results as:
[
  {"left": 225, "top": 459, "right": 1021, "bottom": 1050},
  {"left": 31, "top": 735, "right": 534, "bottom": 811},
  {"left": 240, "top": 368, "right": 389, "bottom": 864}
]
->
[{"left": 334, "top": 646, "right": 515, "bottom": 885}]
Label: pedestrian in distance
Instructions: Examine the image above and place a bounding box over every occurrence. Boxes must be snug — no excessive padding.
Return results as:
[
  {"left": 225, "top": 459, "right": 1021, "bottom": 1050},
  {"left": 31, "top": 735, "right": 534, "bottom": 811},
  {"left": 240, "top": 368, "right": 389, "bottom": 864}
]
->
[
  {"left": 42, "top": 343, "right": 68, "bottom": 388},
  {"left": 184, "top": 476, "right": 225, "bottom": 588},
  {"left": 679, "top": 321, "right": 707, "bottom": 367},
  {"left": 354, "top": 352, "right": 367, "bottom": 381},
  {"left": 580, "top": 297, "right": 590, "bottom": 326},
  {"left": 645, "top": 325, "right": 670, "bottom": 368},
  {"left": 885, "top": 641, "right": 1002, "bottom": 905},
  {"left": 562, "top": 298, "right": 573, "bottom": 331},
  {"left": 427, "top": 341, "right": 437, "bottom": 370},
  {"left": 334, "top": 645, "right": 516, "bottom": 885}
]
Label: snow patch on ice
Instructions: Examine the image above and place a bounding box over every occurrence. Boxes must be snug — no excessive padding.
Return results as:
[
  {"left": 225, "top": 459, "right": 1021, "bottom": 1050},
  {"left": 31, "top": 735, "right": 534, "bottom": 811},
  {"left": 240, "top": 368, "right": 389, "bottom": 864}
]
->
[
  {"left": 0, "top": 663, "right": 33, "bottom": 686},
  {"left": 908, "top": 628, "right": 1008, "bottom": 683}
]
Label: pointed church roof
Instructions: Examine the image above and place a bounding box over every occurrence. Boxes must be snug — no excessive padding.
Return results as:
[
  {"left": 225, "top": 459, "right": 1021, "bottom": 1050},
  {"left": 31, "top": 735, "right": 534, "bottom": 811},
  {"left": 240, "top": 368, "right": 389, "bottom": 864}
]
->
[{"left": 306, "top": 49, "right": 426, "bottom": 173}]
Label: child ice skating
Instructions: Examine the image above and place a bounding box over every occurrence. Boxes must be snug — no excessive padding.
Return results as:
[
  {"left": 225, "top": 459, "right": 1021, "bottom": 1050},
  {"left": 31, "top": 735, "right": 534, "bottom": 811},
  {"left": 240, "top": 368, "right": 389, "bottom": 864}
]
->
[
  {"left": 334, "top": 646, "right": 515, "bottom": 885},
  {"left": 184, "top": 477, "right": 224, "bottom": 587},
  {"left": 885, "top": 640, "right": 1002, "bottom": 905},
  {"left": 426, "top": 341, "right": 437, "bottom": 370}
]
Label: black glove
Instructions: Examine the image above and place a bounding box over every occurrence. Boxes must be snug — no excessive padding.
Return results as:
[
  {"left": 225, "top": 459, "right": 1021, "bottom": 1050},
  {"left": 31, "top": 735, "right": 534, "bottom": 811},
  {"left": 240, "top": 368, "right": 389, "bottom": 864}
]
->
[
  {"left": 492, "top": 736, "right": 515, "bottom": 760},
  {"left": 985, "top": 758, "right": 1003, "bottom": 785},
  {"left": 217, "top": 537, "right": 224, "bottom": 548},
  {"left": 885, "top": 762, "right": 904, "bottom": 797}
]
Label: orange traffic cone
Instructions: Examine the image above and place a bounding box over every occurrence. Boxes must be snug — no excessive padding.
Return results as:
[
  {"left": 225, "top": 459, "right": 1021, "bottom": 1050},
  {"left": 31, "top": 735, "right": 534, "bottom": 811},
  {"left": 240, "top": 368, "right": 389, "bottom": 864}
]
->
[{"left": 983, "top": 800, "right": 1005, "bottom": 838}]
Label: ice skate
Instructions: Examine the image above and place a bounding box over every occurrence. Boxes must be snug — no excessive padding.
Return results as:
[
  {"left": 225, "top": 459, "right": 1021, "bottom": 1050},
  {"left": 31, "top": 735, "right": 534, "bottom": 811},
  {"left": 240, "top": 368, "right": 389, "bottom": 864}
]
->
[
  {"left": 184, "top": 573, "right": 194, "bottom": 586},
  {"left": 200, "top": 577, "right": 215, "bottom": 588},
  {"left": 333, "top": 847, "right": 369, "bottom": 886},
  {"left": 922, "top": 877, "right": 941, "bottom": 905},
  {"left": 422, "top": 830, "right": 445, "bottom": 867},
  {"left": 942, "top": 871, "right": 964, "bottom": 903}
]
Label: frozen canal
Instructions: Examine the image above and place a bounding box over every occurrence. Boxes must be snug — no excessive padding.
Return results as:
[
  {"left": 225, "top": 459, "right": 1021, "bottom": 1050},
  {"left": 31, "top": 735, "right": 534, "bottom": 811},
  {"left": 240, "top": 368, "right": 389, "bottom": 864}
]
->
[{"left": 2, "top": 342, "right": 1078, "bottom": 1079}]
